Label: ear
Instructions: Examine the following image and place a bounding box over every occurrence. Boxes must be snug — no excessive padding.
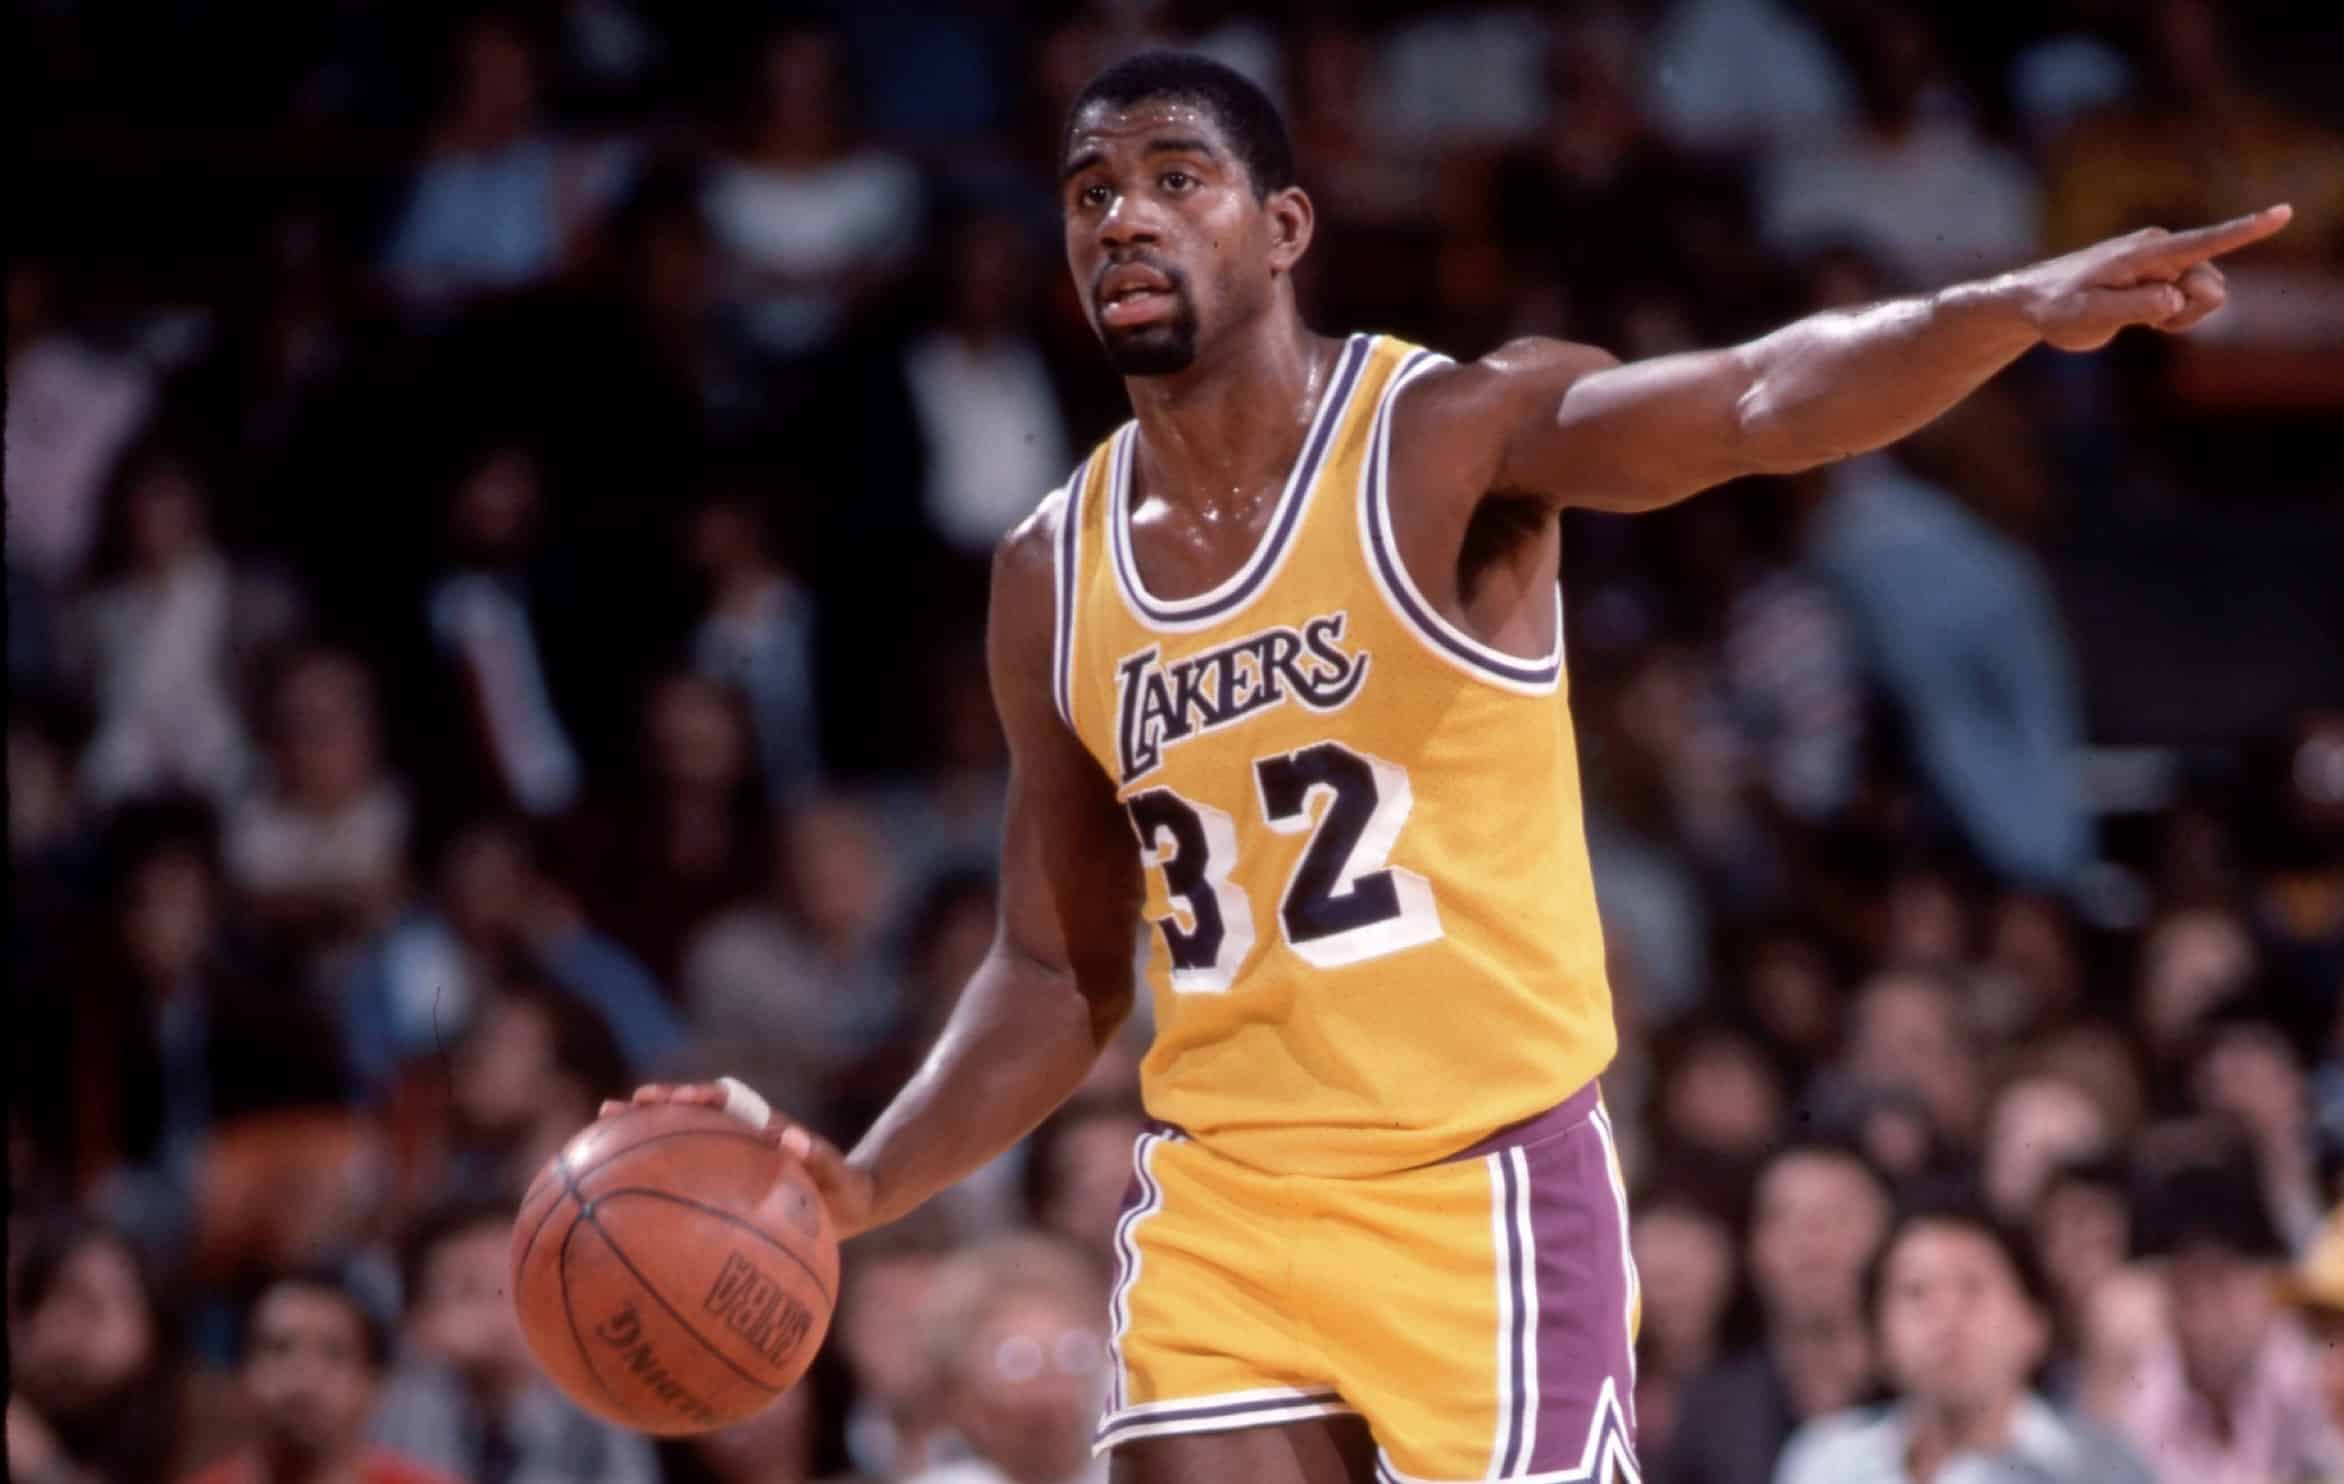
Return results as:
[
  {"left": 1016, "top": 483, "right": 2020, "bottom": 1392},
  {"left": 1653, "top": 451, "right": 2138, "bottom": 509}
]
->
[{"left": 1265, "top": 185, "right": 1315, "bottom": 276}]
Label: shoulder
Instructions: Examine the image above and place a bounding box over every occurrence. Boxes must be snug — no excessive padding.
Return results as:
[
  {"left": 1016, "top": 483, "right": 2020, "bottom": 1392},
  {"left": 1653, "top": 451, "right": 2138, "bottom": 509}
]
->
[
  {"left": 1388, "top": 338, "right": 1621, "bottom": 457},
  {"left": 1774, "top": 1406, "right": 1899, "bottom": 1484},
  {"left": 995, "top": 482, "right": 1073, "bottom": 612}
]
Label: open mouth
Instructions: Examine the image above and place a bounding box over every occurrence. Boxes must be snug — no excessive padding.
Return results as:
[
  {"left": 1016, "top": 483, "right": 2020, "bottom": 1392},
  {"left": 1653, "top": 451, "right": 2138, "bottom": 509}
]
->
[{"left": 1099, "top": 266, "right": 1178, "bottom": 329}]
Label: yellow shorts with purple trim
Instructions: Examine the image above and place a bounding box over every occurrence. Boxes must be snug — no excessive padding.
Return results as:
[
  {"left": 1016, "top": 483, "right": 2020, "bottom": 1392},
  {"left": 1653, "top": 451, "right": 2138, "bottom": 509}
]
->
[{"left": 1093, "top": 1083, "right": 1642, "bottom": 1483}]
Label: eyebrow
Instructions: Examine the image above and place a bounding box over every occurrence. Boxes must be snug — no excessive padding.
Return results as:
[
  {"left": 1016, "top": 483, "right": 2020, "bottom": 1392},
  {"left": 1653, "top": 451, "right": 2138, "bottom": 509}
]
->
[{"left": 1061, "top": 135, "right": 1223, "bottom": 184}]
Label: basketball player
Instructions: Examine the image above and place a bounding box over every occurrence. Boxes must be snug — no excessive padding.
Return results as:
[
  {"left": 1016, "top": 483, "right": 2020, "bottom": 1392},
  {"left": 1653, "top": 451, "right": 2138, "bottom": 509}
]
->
[{"left": 610, "top": 52, "right": 2289, "bottom": 1484}]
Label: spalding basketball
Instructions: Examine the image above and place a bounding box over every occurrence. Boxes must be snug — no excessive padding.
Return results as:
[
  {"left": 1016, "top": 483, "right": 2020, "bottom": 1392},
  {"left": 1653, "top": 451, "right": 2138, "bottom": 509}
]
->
[{"left": 510, "top": 1104, "right": 839, "bottom": 1434}]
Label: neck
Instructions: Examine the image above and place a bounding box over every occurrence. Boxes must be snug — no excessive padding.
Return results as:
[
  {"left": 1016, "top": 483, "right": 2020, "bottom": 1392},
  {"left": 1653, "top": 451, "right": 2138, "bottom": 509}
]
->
[
  {"left": 1124, "top": 312, "right": 1333, "bottom": 517},
  {"left": 1905, "top": 1392, "right": 2019, "bottom": 1484}
]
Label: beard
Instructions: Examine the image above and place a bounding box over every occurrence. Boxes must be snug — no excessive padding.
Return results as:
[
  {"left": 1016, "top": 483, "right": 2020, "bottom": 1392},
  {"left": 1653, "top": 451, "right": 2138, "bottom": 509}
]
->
[{"left": 1096, "top": 279, "right": 1201, "bottom": 376}]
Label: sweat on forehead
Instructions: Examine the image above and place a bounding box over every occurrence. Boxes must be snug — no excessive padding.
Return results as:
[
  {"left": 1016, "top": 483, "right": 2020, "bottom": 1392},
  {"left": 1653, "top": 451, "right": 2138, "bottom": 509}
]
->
[{"left": 1062, "top": 50, "right": 1295, "bottom": 196}]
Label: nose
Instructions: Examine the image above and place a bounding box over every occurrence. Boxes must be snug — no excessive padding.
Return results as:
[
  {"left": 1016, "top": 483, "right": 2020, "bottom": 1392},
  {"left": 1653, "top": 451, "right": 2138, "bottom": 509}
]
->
[{"left": 1097, "top": 193, "right": 1161, "bottom": 251}]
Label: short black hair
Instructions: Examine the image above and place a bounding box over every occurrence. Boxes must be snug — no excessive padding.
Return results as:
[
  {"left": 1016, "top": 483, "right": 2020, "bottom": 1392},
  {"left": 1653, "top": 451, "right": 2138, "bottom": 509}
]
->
[
  {"left": 249, "top": 1264, "right": 397, "bottom": 1371},
  {"left": 1864, "top": 1182, "right": 2054, "bottom": 1324},
  {"left": 2133, "top": 1155, "right": 2288, "bottom": 1262},
  {"left": 1064, "top": 51, "right": 1294, "bottom": 199}
]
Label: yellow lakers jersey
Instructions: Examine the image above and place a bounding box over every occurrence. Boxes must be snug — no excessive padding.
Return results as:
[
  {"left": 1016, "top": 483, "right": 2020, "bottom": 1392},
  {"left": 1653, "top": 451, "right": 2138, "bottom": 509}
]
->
[{"left": 1051, "top": 332, "right": 1616, "bottom": 1177}]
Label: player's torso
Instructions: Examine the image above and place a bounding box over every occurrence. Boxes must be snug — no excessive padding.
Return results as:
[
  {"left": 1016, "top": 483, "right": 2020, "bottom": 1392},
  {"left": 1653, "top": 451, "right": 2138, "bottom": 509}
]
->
[{"left": 1054, "top": 333, "right": 1616, "bottom": 1177}]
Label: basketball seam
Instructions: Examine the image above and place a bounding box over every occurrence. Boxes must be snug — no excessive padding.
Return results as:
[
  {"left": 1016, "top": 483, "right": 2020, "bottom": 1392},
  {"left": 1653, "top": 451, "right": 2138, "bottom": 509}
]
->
[
  {"left": 514, "top": 1156, "right": 575, "bottom": 1278},
  {"left": 557, "top": 1205, "right": 627, "bottom": 1408},
  {"left": 591, "top": 1186, "right": 837, "bottom": 1307},
  {"left": 575, "top": 1205, "right": 786, "bottom": 1395}
]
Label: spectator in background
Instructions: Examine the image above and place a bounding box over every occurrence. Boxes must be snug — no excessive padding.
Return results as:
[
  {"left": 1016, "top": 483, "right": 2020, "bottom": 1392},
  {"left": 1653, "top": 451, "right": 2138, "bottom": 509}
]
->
[
  {"left": 2047, "top": 0, "right": 2344, "bottom": 271},
  {"left": 1774, "top": 1190, "right": 2152, "bottom": 1484},
  {"left": 374, "top": 1197, "right": 657, "bottom": 1483},
  {"left": 561, "top": 670, "right": 768, "bottom": 989},
  {"left": 1631, "top": 1184, "right": 1742, "bottom": 1458},
  {"left": 2134, "top": 905, "right": 2260, "bottom": 1070},
  {"left": 685, "top": 791, "right": 902, "bottom": 1100},
  {"left": 1650, "top": 1018, "right": 1791, "bottom": 1180},
  {"left": 1283, "top": 19, "right": 1431, "bottom": 231},
  {"left": 425, "top": 444, "right": 584, "bottom": 821},
  {"left": 400, "top": 975, "right": 631, "bottom": 1208},
  {"left": 1799, "top": 245, "right": 2089, "bottom": 892},
  {"left": 1639, "top": 0, "right": 1855, "bottom": 156},
  {"left": 2029, "top": 1157, "right": 2134, "bottom": 1401},
  {"left": 904, "top": 1234, "right": 1111, "bottom": 1484},
  {"left": 342, "top": 812, "right": 679, "bottom": 1104},
  {"left": 661, "top": 1380, "right": 820, "bottom": 1484},
  {"left": 2192, "top": 997, "right": 2324, "bottom": 1250},
  {"left": 1020, "top": 1095, "right": 1147, "bottom": 1266},
  {"left": 903, "top": 212, "right": 1070, "bottom": 562},
  {"left": 1760, "top": 7, "right": 2040, "bottom": 286},
  {"left": 182, "top": 1266, "right": 460, "bottom": 1484},
  {"left": 703, "top": 24, "right": 923, "bottom": 361},
  {"left": 69, "top": 452, "right": 281, "bottom": 809},
  {"left": 1372, "top": 1, "right": 1550, "bottom": 148},
  {"left": 2006, "top": 0, "right": 2137, "bottom": 152},
  {"left": 833, "top": 1207, "right": 968, "bottom": 1482},
  {"left": 686, "top": 492, "right": 822, "bottom": 804},
  {"left": 1660, "top": 1138, "right": 1891, "bottom": 1484},
  {"left": 1832, "top": 970, "right": 1985, "bottom": 1154},
  {"left": 2073, "top": 1266, "right": 2171, "bottom": 1431},
  {"left": 7, "top": 1216, "right": 232, "bottom": 1483},
  {"left": 15, "top": 798, "right": 344, "bottom": 1222},
  {"left": 4, "top": 263, "right": 163, "bottom": 592},
  {"left": 1980, "top": 1075, "right": 2111, "bottom": 1227},
  {"left": 225, "top": 648, "right": 411, "bottom": 973},
  {"left": 2119, "top": 1155, "right": 2343, "bottom": 1483},
  {"left": 383, "top": 17, "right": 633, "bottom": 314}
]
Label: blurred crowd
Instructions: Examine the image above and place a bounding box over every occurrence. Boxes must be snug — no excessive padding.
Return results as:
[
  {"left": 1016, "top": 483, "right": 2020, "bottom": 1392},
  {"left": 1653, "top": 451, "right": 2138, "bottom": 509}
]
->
[{"left": 10, "top": 1, "right": 2344, "bottom": 1482}]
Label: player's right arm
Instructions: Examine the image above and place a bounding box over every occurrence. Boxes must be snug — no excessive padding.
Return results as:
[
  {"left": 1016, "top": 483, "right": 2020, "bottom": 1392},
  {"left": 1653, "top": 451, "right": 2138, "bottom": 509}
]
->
[{"left": 607, "top": 496, "right": 1144, "bottom": 1239}]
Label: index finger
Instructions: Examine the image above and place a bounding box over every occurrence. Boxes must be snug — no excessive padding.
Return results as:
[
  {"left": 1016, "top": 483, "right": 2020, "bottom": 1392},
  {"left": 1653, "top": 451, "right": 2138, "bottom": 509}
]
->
[{"left": 2141, "top": 204, "right": 2293, "bottom": 268}]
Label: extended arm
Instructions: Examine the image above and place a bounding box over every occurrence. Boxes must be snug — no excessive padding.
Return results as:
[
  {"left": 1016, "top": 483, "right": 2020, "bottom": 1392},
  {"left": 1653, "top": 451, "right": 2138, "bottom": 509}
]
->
[{"left": 1458, "top": 206, "right": 2293, "bottom": 513}]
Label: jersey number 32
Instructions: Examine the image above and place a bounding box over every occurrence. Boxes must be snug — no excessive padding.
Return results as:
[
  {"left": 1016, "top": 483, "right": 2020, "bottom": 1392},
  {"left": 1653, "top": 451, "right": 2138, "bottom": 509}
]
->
[{"left": 1126, "top": 741, "right": 1442, "bottom": 991}]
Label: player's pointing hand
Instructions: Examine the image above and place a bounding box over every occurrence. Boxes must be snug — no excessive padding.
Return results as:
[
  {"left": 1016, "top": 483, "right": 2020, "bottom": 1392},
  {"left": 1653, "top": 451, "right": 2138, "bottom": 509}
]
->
[
  {"left": 599, "top": 1078, "right": 880, "bottom": 1238},
  {"left": 2005, "top": 203, "right": 2292, "bottom": 352}
]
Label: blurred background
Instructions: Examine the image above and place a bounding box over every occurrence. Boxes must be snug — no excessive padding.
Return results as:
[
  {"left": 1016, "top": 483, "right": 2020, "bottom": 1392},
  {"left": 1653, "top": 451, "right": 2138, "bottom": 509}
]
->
[{"left": 9, "top": 1, "right": 2344, "bottom": 1481}]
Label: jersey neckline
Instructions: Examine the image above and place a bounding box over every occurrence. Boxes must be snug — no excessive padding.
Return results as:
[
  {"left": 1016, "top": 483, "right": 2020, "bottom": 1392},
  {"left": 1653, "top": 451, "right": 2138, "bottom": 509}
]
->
[{"left": 1106, "top": 332, "right": 1374, "bottom": 633}]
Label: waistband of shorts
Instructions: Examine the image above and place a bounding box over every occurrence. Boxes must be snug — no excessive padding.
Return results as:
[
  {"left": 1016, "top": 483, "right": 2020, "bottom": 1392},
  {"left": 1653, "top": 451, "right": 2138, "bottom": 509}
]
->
[
  {"left": 1132, "top": 1079, "right": 1603, "bottom": 1171},
  {"left": 1433, "top": 1079, "right": 1603, "bottom": 1164}
]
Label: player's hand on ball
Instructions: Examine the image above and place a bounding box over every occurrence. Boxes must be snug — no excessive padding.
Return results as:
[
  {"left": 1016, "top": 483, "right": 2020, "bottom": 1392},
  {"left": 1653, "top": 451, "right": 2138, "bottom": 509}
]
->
[
  {"left": 600, "top": 1081, "right": 879, "bottom": 1239},
  {"left": 2005, "top": 203, "right": 2291, "bottom": 352}
]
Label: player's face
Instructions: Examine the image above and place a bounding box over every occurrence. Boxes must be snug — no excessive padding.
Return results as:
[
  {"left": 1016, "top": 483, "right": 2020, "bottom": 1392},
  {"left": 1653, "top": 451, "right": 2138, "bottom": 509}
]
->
[{"left": 1061, "top": 100, "right": 1280, "bottom": 377}]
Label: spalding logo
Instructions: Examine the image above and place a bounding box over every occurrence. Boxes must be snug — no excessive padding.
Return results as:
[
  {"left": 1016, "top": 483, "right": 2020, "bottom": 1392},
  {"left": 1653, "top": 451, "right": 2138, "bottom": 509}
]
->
[
  {"left": 594, "top": 1302, "right": 718, "bottom": 1423},
  {"left": 704, "top": 1251, "right": 815, "bottom": 1370}
]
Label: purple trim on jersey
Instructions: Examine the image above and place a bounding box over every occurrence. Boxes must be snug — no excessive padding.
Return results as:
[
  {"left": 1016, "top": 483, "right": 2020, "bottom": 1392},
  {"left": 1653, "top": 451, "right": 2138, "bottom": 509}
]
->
[
  {"left": 1053, "top": 453, "right": 1091, "bottom": 730},
  {"left": 1362, "top": 350, "right": 1564, "bottom": 687},
  {"left": 1108, "top": 333, "right": 1372, "bottom": 626}
]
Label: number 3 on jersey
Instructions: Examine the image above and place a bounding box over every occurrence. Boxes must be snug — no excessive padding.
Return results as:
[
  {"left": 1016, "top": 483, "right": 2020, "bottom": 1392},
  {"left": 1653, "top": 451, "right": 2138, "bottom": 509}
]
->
[{"left": 1126, "top": 741, "right": 1442, "bottom": 992}]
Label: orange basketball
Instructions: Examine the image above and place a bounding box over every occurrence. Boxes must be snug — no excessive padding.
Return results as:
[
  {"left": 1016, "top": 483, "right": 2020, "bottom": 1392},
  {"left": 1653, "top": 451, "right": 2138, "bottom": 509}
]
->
[{"left": 509, "top": 1104, "right": 839, "bottom": 1435}]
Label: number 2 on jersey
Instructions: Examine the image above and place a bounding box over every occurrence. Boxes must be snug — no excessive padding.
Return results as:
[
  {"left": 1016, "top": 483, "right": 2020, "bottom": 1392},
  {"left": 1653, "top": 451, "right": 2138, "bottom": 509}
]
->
[{"left": 1126, "top": 741, "right": 1442, "bottom": 992}]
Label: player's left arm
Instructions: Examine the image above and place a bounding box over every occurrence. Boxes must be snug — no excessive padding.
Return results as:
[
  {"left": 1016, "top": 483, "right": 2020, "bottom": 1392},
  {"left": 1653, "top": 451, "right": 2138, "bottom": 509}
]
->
[{"left": 1464, "top": 205, "right": 2293, "bottom": 513}]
